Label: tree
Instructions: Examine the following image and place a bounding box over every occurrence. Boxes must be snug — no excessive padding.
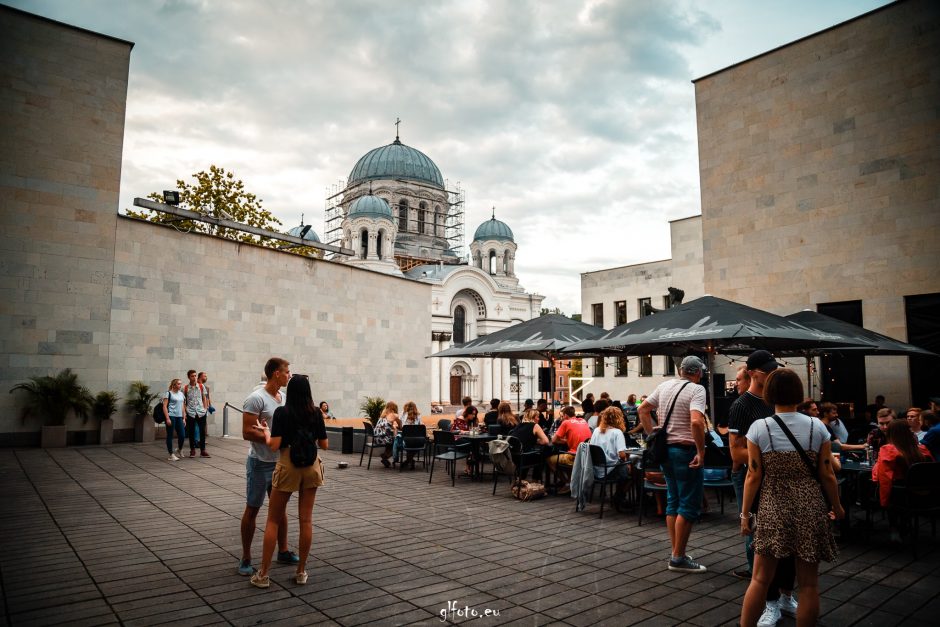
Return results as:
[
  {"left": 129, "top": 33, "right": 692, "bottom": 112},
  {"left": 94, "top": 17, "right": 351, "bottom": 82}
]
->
[
  {"left": 540, "top": 307, "right": 564, "bottom": 316},
  {"left": 126, "top": 165, "right": 289, "bottom": 249}
]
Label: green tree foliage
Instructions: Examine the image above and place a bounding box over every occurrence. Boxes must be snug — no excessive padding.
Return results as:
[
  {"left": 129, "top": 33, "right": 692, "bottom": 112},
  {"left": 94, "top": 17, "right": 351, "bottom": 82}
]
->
[{"left": 359, "top": 396, "right": 386, "bottom": 426}]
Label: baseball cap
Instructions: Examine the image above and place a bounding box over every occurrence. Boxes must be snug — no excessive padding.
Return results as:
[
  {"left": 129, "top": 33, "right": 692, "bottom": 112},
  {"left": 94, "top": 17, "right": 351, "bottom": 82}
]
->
[
  {"left": 680, "top": 356, "right": 707, "bottom": 375},
  {"left": 746, "top": 350, "right": 780, "bottom": 373}
]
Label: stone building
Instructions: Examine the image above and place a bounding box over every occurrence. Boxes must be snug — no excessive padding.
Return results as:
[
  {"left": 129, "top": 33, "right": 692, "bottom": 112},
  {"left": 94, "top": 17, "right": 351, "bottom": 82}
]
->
[{"left": 580, "top": 0, "right": 940, "bottom": 412}]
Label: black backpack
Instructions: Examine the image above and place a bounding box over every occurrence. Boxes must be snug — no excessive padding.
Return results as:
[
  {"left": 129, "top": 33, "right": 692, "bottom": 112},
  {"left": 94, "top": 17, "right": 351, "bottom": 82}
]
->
[
  {"left": 152, "top": 400, "right": 167, "bottom": 424},
  {"left": 290, "top": 422, "right": 318, "bottom": 468}
]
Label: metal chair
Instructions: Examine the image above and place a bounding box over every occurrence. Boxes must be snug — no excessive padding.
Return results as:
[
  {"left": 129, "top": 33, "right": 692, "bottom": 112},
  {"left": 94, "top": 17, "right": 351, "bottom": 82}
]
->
[
  {"left": 437, "top": 418, "right": 452, "bottom": 431},
  {"left": 889, "top": 462, "right": 940, "bottom": 557},
  {"left": 579, "top": 444, "right": 629, "bottom": 519},
  {"left": 359, "top": 420, "right": 387, "bottom": 469},
  {"left": 703, "top": 446, "right": 734, "bottom": 514},
  {"left": 637, "top": 463, "right": 668, "bottom": 526},
  {"left": 399, "top": 424, "right": 427, "bottom": 471},
  {"left": 428, "top": 430, "right": 471, "bottom": 486},
  {"left": 491, "top": 436, "right": 542, "bottom": 495}
]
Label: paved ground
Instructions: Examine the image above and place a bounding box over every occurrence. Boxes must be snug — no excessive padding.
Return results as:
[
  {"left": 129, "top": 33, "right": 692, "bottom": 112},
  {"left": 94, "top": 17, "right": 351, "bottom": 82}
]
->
[{"left": 2, "top": 437, "right": 938, "bottom": 626}]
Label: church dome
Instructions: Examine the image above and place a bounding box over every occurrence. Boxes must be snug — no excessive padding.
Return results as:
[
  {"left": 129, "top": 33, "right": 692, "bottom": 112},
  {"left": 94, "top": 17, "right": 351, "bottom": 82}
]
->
[
  {"left": 348, "top": 138, "right": 444, "bottom": 189},
  {"left": 286, "top": 224, "right": 320, "bottom": 243},
  {"left": 348, "top": 194, "right": 393, "bottom": 220},
  {"left": 473, "top": 216, "right": 514, "bottom": 242}
]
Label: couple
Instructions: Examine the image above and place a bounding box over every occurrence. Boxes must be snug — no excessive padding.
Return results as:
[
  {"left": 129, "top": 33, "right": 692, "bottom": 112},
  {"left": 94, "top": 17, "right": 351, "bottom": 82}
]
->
[{"left": 240, "top": 358, "right": 329, "bottom": 588}]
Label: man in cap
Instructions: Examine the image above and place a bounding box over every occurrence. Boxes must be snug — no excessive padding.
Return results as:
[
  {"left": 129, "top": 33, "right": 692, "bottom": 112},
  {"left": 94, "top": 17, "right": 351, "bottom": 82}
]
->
[
  {"left": 638, "top": 355, "right": 708, "bottom": 573},
  {"left": 728, "top": 350, "right": 798, "bottom": 625}
]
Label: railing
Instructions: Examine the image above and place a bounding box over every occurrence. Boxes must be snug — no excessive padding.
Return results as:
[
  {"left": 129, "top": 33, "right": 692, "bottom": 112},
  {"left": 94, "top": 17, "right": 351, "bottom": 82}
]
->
[{"left": 222, "top": 402, "right": 242, "bottom": 438}]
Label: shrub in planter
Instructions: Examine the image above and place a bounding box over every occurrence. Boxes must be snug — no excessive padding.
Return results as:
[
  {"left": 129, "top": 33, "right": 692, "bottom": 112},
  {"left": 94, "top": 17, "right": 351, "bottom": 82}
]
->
[
  {"left": 93, "top": 390, "right": 120, "bottom": 445},
  {"left": 9, "top": 368, "right": 94, "bottom": 447},
  {"left": 126, "top": 381, "right": 159, "bottom": 442},
  {"left": 359, "top": 396, "right": 386, "bottom": 426}
]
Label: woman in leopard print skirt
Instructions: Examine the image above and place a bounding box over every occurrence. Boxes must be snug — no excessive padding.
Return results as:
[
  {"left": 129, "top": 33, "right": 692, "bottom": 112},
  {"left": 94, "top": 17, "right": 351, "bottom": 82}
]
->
[{"left": 739, "top": 369, "right": 844, "bottom": 627}]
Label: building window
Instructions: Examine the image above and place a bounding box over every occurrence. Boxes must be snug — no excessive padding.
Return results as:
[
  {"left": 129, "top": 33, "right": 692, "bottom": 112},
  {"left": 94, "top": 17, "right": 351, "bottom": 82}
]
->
[
  {"left": 489, "top": 250, "right": 497, "bottom": 275},
  {"left": 592, "top": 303, "right": 604, "bottom": 328},
  {"left": 639, "top": 355, "right": 652, "bottom": 377},
  {"left": 616, "top": 356, "right": 629, "bottom": 377},
  {"left": 615, "top": 300, "right": 627, "bottom": 326},
  {"left": 594, "top": 357, "right": 605, "bottom": 377},
  {"left": 638, "top": 297, "right": 652, "bottom": 318},
  {"left": 398, "top": 200, "right": 408, "bottom": 231},
  {"left": 510, "top": 358, "right": 519, "bottom": 376},
  {"left": 663, "top": 356, "right": 675, "bottom": 377},
  {"left": 418, "top": 209, "right": 426, "bottom": 234},
  {"left": 558, "top": 375, "right": 565, "bottom": 387},
  {"left": 435, "top": 205, "right": 442, "bottom": 234},
  {"left": 453, "top": 306, "right": 466, "bottom": 345},
  {"left": 359, "top": 230, "right": 368, "bottom": 259},
  {"left": 502, "top": 253, "right": 508, "bottom": 274},
  {"left": 376, "top": 230, "right": 383, "bottom": 259}
]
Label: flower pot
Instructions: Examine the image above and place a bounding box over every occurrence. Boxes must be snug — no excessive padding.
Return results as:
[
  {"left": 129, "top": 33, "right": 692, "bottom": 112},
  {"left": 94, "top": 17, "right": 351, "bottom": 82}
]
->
[
  {"left": 135, "top": 414, "right": 155, "bottom": 443},
  {"left": 99, "top": 418, "right": 114, "bottom": 445},
  {"left": 41, "top": 425, "right": 67, "bottom": 448}
]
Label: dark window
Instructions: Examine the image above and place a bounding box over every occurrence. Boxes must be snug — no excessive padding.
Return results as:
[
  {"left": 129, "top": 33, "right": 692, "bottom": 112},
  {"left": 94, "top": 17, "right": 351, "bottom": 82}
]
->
[
  {"left": 639, "top": 355, "right": 652, "bottom": 377},
  {"left": 418, "top": 203, "right": 426, "bottom": 234},
  {"left": 818, "top": 300, "right": 866, "bottom": 411},
  {"left": 616, "top": 356, "right": 629, "bottom": 377},
  {"left": 638, "top": 297, "right": 651, "bottom": 318},
  {"left": 615, "top": 300, "right": 627, "bottom": 326},
  {"left": 489, "top": 250, "right": 497, "bottom": 275},
  {"left": 510, "top": 358, "right": 519, "bottom": 376},
  {"left": 376, "top": 231, "right": 383, "bottom": 260},
  {"left": 906, "top": 293, "right": 940, "bottom": 408},
  {"left": 359, "top": 230, "right": 368, "bottom": 259},
  {"left": 398, "top": 200, "right": 408, "bottom": 231},
  {"left": 594, "top": 357, "right": 605, "bottom": 377},
  {"left": 663, "top": 356, "right": 675, "bottom": 377},
  {"left": 453, "top": 306, "right": 466, "bottom": 344},
  {"left": 592, "top": 303, "right": 604, "bottom": 328}
]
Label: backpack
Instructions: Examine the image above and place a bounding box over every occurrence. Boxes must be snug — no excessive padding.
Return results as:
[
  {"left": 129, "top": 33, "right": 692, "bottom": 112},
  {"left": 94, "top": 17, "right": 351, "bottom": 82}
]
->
[
  {"left": 488, "top": 438, "right": 516, "bottom": 476},
  {"left": 152, "top": 400, "right": 167, "bottom": 424},
  {"left": 290, "top": 422, "right": 318, "bottom": 468}
]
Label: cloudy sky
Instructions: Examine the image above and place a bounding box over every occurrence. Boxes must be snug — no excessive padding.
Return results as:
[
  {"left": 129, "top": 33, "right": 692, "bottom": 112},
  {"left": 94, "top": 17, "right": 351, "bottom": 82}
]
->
[{"left": 15, "top": 0, "right": 889, "bottom": 314}]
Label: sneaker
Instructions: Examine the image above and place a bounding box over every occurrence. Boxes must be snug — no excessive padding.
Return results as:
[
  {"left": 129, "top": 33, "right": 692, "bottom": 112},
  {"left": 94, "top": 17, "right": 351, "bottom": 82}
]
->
[
  {"left": 189, "top": 449, "right": 196, "bottom": 458},
  {"left": 174, "top": 447, "right": 182, "bottom": 457},
  {"left": 168, "top": 454, "right": 179, "bottom": 461},
  {"left": 201, "top": 451, "right": 211, "bottom": 458},
  {"left": 277, "top": 550, "right": 300, "bottom": 565},
  {"left": 237, "top": 559, "right": 254, "bottom": 576},
  {"left": 667, "top": 555, "right": 707, "bottom": 573},
  {"left": 757, "top": 601, "right": 781, "bottom": 627},
  {"left": 732, "top": 568, "right": 753, "bottom": 580},
  {"left": 249, "top": 572, "right": 269, "bottom": 589},
  {"left": 294, "top": 571, "right": 308, "bottom": 585},
  {"left": 381, "top": 458, "right": 391, "bottom": 468},
  {"left": 777, "top": 594, "right": 798, "bottom": 617}
]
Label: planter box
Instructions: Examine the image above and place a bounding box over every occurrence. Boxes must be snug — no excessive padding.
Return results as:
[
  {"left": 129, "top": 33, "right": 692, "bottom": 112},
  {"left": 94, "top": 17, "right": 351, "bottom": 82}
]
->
[
  {"left": 155, "top": 424, "right": 166, "bottom": 441},
  {"left": 135, "top": 415, "right": 155, "bottom": 443},
  {"left": 99, "top": 419, "right": 114, "bottom": 446},
  {"left": 41, "top": 425, "right": 67, "bottom": 448}
]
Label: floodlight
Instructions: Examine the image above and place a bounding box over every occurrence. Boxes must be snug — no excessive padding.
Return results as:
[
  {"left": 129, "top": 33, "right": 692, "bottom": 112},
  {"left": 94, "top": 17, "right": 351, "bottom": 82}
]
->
[{"left": 163, "top": 190, "right": 180, "bottom": 205}]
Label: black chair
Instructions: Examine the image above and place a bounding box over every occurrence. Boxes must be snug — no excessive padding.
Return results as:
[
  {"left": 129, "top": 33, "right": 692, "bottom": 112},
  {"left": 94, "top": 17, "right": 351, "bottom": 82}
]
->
[
  {"left": 491, "top": 436, "right": 542, "bottom": 495},
  {"left": 428, "top": 430, "right": 471, "bottom": 486},
  {"left": 637, "top": 463, "right": 668, "bottom": 526},
  {"left": 487, "top": 424, "right": 501, "bottom": 436},
  {"left": 399, "top": 424, "right": 427, "bottom": 471},
  {"left": 359, "top": 420, "right": 387, "bottom": 469},
  {"left": 437, "top": 418, "right": 452, "bottom": 431},
  {"left": 579, "top": 444, "right": 629, "bottom": 519},
  {"left": 703, "top": 446, "right": 734, "bottom": 514},
  {"left": 889, "top": 462, "right": 940, "bottom": 557}
]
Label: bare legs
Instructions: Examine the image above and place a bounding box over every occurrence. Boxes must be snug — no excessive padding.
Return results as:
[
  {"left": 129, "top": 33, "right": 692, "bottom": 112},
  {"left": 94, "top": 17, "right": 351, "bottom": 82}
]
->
[
  {"left": 296, "top": 487, "right": 318, "bottom": 575},
  {"left": 240, "top": 504, "right": 289, "bottom": 564},
  {"left": 666, "top": 514, "right": 695, "bottom": 558},
  {"left": 256, "top": 489, "right": 292, "bottom": 578},
  {"left": 741, "top": 554, "right": 778, "bottom": 627},
  {"left": 794, "top": 559, "right": 820, "bottom": 626}
]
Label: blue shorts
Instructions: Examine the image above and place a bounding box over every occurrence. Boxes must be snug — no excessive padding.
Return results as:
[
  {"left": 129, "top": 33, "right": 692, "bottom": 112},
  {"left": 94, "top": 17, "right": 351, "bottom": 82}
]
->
[
  {"left": 662, "top": 445, "right": 704, "bottom": 521},
  {"left": 246, "top": 456, "right": 276, "bottom": 508}
]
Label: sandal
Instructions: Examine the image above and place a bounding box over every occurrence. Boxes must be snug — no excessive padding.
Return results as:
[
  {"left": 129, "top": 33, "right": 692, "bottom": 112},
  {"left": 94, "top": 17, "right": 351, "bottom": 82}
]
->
[{"left": 294, "top": 571, "right": 308, "bottom": 585}]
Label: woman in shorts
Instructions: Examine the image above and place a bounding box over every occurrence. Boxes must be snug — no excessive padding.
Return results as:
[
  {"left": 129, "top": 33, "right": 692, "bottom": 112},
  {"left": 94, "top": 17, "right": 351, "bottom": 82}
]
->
[{"left": 251, "top": 374, "right": 328, "bottom": 588}]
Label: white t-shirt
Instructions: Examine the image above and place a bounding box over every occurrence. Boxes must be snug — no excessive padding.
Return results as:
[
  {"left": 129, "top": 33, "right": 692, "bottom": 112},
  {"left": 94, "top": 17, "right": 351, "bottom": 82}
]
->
[
  {"left": 589, "top": 427, "right": 627, "bottom": 479},
  {"left": 243, "top": 388, "right": 284, "bottom": 462},
  {"left": 745, "top": 411, "right": 830, "bottom": 454},
  {"left": 164, "top": 390, "right": 185, "bottom": 418},
  {"left": 644, "top": 378, "right": 707, "bottom": 445}
]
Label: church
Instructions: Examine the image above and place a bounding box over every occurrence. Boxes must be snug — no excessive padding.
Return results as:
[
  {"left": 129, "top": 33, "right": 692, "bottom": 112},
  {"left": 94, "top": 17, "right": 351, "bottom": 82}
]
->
[{"left": 289, "top": 128, "right": 545, "bottom": 406}]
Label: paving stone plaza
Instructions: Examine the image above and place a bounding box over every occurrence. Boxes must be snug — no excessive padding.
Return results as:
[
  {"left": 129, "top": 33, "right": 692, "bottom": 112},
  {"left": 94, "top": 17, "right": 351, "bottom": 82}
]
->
[{"left": 3, "top": 437, "right": 938, "bottom": 626}]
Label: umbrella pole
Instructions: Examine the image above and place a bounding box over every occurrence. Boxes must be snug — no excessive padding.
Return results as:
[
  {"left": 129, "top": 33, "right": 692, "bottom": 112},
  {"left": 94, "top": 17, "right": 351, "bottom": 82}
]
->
[
  {"left": 707, "top": 352, "right": 716, "bottom": 424},
  {"left": 805, "top": 354, "right": 813, "bottom": 399}
]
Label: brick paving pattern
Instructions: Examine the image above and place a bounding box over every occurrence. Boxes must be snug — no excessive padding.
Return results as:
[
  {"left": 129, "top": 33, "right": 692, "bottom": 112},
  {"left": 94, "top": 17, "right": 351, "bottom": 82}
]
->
[{"left": 2, "top": 438, "right": 938, "bottom": 626}]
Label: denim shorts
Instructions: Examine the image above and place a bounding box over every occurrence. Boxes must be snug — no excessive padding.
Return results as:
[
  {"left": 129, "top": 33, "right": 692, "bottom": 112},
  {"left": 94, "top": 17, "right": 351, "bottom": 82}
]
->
[
  {"left": 245, "top": 455, "right": 277, "bottom": 508},
  {"left": 662, "top": 445, "right": 704, "bottom": 521}
]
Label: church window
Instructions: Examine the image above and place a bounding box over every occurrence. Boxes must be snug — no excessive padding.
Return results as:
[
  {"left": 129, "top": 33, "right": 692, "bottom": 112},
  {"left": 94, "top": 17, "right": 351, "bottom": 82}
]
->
[
  {"left": 502, "top": 253, "right": 508, "bottom": 274},
  {"left": 488, "top": 250, "right": 497, "bottom": 275},
  {"left": 453, "top": 306, "right": 466, "bottom": 344},
  {"left": 398, "top": 200, "right": 408, "bottom": 231},
  {"left": 376, "top": 229, "right": 384, "bottom": 259},
  {"left": 418, "top": 208, "right": 426, "bottom": 234},
  {"left": 360, "top": 230, "right": 368, "bottom": 259}
]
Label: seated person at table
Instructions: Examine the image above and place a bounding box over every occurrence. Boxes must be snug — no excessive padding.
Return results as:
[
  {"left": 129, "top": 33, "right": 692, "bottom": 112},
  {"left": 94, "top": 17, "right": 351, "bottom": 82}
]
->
[
  {"left": 510, "top": 409, "right": 550, "bottom": 481},
  {"left": 496, "top": 401, "right": 518, "bottom": 436},
  {"left": 452, "top": 405, "right": 478, "bottom": 432},
  {"left": 906, "top": 407, "right": 925, "bottom": 441},
  {"left": 373, "top": 402, "right": 399, "bottom": 468},
  {"left": 872, "top": 419, "right": 933, "bottom": 540},
  {"left": 536, "top": 398, "right": 552, "bottom": 432},
  {"left": 818, "top": 402, "right": 848, "bottom": 445},
  {"left": 483, "top": 398, "right": 500, "bottom": 427},
  {"left": 920, "top": 410, "right": 940, "bottom": 459},
  {"left": 548, "top": 406, "right": 591, "bottom": 492},
  {"left": 588, "top": 399, "right": 610, "bottom": 430},
  {"left": 589, "top": 407, "right": 630, "bottom": 500},
  {"left": 841, "top": 407, "right": 894, "bottom": 455},
  {"left": 399, "top": 401, "right": 423, "bottom": 468}
]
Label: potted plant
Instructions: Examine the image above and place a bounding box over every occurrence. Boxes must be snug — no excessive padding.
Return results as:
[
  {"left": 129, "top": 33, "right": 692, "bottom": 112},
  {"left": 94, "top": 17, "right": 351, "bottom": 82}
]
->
[
  {"left": 93, "top": 390, "right": 120, "bottom": 445},
  {"left": 9, "top": 368, "right": 94, "bottom": 448},
  {"left": 359, "top": 396, "right": 386, "bottom": 426},
  {"left": 127, "top": 381, "right": 159, "bottom": 443}
]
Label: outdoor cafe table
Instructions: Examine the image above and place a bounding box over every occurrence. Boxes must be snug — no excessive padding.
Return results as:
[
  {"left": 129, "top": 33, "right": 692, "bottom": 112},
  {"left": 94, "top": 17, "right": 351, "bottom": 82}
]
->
[
  {"left": 455, "top": 432, "right": 496, "bottom": 480},
  {"left": 837, "top": 458, "right": 873, "bottom": 534}
]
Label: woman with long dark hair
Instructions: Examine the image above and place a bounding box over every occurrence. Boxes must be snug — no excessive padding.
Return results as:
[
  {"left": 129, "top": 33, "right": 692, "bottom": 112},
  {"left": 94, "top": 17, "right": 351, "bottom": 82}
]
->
[
  {"left": 872, "top": 418, "right": 932, "bottom": 540},
  {"left": 251, "top": 374, "right": 328, "bottom": 588}
]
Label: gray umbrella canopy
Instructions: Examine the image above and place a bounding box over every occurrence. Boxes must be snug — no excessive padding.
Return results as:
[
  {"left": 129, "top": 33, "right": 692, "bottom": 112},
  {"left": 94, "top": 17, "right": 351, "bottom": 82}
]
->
[
  {"left": 565, "top": 295, "right": 867, "bottom": 356},
  {"left": 783, "top": 310, "right": 936, "bottom": 357},
  {"left": 430, "top": 314, "right": 607, "bottom": 360}
]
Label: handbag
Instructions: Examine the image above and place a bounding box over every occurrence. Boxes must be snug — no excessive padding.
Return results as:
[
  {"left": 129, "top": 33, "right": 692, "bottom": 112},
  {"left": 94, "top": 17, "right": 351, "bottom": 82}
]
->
[
  {"left": 512, "top": 480, "right": 546, "bottom": 501},
  {"left": 770, "top": 414, "right": 830, "bottom": 506},
  {"left": 643, "top": 381, "right": 691, "bottom": 468}
]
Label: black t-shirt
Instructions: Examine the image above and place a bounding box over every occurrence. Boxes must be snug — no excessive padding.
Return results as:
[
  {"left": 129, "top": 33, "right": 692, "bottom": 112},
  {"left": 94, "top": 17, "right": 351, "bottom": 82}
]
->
[
  {"left": 728, "top": 392, "right": 772, "bottom": 438},
  {"left": 483, "top": 410, "right": 499, "bottom": 426},
  {"left": 271, "top": 406, "right": 327, "bottom": 450},
  {"left": 510, "top": 422, "right": 538, "bottom": 451}
]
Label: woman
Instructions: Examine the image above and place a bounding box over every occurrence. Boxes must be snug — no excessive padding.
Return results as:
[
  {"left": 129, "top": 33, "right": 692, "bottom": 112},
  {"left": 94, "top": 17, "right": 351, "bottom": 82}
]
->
[
  {"left": 872, "top": 419, "right": 932, "bottom": 538},
  {"left": 496, "top": 401, "right": 518, "bottom": 435},
  {"left": 318, "top": 401, "right": 335, "bottom": 420},
  {"left": 588, "top": 407, "right": 630, "bottom": 500},
  {"left": 399, "top": 401, "right": 422, "bottom": 468},
  {"left": 740, "top": 368, "right": 843, "bottom": 627},
  {"left": 581, "top": 395, "right": 596, "bottom": 425},
  {"left": 375, "top": 402, "right": 399, "bottom": 468},
  {"left": 510, "top": 409, "right": 551, "bottom": 481},
  {"left": 452, "top": 405, "right": 477, "bottom": 432},
  {"left": 162, "top": 378, "right": 186, "bottom": 461},
  {"left": 251, "top": 374, "right": 328, "bottom": 588}
]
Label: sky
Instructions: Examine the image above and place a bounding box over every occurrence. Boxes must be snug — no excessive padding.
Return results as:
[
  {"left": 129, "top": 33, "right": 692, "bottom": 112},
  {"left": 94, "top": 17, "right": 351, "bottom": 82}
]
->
[{"left": 13, "top": 0, "right": 891, "bottom": 315}]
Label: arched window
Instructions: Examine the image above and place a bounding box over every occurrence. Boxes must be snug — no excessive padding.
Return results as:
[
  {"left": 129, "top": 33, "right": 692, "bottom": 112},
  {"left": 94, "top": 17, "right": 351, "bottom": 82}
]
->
[
  {"left": 453, "top": 306, "right": 466, "bottom": 344},
  {"left": 502, "top": 252, "right": 508, "bottom": 274},
  {"left": 360, "top": 230, "right": 368, "bottom": 259},
  {"left": 488, "top": 250, "right": 497, "bottom": 275},
  {"left": 398, "top": 200, "right": 408, "bottom": 231},
  {"left": 418, "top": 208, "right": 426, "bottom": 234},
  {"left": 474, "top": 251, "right": 482, "bottom": 269},
  {"left": 434, "top": 205, "right": 442, "bottom": 235},
  {"left": 376, "top": 230, "right": 384, "bottom": 259}
]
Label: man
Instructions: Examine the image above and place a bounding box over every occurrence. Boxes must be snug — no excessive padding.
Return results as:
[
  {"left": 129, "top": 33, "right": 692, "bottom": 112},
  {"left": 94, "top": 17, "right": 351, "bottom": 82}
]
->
[
  {"left": 455, "top": 396, "right": 472, "bottom": 419},
  {"left": 727, "top": 350, "right": 797, "bottom": 624},
  {"left": 842, "top": 407, "right": 894, "bottom": 455},
  {"left": 536, "top": 398, "right": 552, "bottom": 432},
  {"left": 638, "top": 356, "right": 708, "bottom": 573},
  {"left": 184, "top": 369, "right": 210, "bottom": 458},
  {"left": 735, "top": 365, "right": 750, "bottom": 397},
  {"left": 483, "top": 398, "right": 500, "bottom": 427},
  {"left": 199, "top": 371, "right": 213, "bottom": 413},
  {"left": 906, "top": 407, "right": 925, "bottom": 441},
  {"left": 547, "top": 405, "right": 591, "bottom": 494},
  {"left": 238, "top": 357, "right": 298, "bottom": 575},
  {"left": 797, "top": 399, "right": 819, "bottom": 418},
  {"left": 819, "top": 402, "right": 849, "bottom": 443},
  {"left": 921, "top": 407, "right": 940, "bottom": 459}
]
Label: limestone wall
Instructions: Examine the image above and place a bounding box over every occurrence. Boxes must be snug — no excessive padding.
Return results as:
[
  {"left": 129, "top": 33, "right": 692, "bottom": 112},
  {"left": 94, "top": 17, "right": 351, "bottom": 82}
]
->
[{"left": 695, "top": 0, "right": 940, "bottom": 407}]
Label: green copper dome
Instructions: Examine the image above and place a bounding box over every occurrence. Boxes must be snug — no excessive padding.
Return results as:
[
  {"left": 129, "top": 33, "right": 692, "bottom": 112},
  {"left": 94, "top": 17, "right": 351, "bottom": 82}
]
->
[
  {"left": 286, "top": 224, "right": 320, "bottom": 243},
  {"left": 473, "top": 217, "right": 514, "bottom": 242},
  {"left": 348, "top": 194, "right": 393, "bottom": 220},
  {"left": 348, "top": 138, "right": 444, "bottom": 188}
]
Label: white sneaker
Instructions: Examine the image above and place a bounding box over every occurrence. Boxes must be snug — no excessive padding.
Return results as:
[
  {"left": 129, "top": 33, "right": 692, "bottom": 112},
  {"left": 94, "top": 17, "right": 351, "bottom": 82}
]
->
[
  {"left": 169, "top": 453, "right": 180, "bottom": 461},
  {"left": 757, "top": 601, "right": 781, "bottom": 627},
  {"left": 175, "top": 447, "right": 182, "bottom": 457},
  {"left": 777, "top": 594, "right": 798, "bottom": 617}
]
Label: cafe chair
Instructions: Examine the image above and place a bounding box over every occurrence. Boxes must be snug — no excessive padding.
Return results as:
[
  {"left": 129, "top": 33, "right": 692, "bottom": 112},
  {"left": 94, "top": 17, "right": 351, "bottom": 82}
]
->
[
  {"left": 703, "top": 446, "right": 734, "bottom": 515},
  {"left": 637, "top": 462, "right": 668, "bottom": 526},
  {"left": 581, "top": 444, "right": 629, "bottom": 519},
  {"left": 491, "top": 436, "right": 540, "bottom": 495},
  {"left": 399, "top": 424, "right": 428, "bottom": 471},
  {"left": 359, "top": 420, "right": 386, "bottom": 469},
  {"left": 889, "top": 462, "right": 940, "bottom": 558},
  {"left": 428, "top": 430, "right": 471, "bottom": 486},
  {"left": 437, "top": 418, "right": 452, "bottom": 431}
]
